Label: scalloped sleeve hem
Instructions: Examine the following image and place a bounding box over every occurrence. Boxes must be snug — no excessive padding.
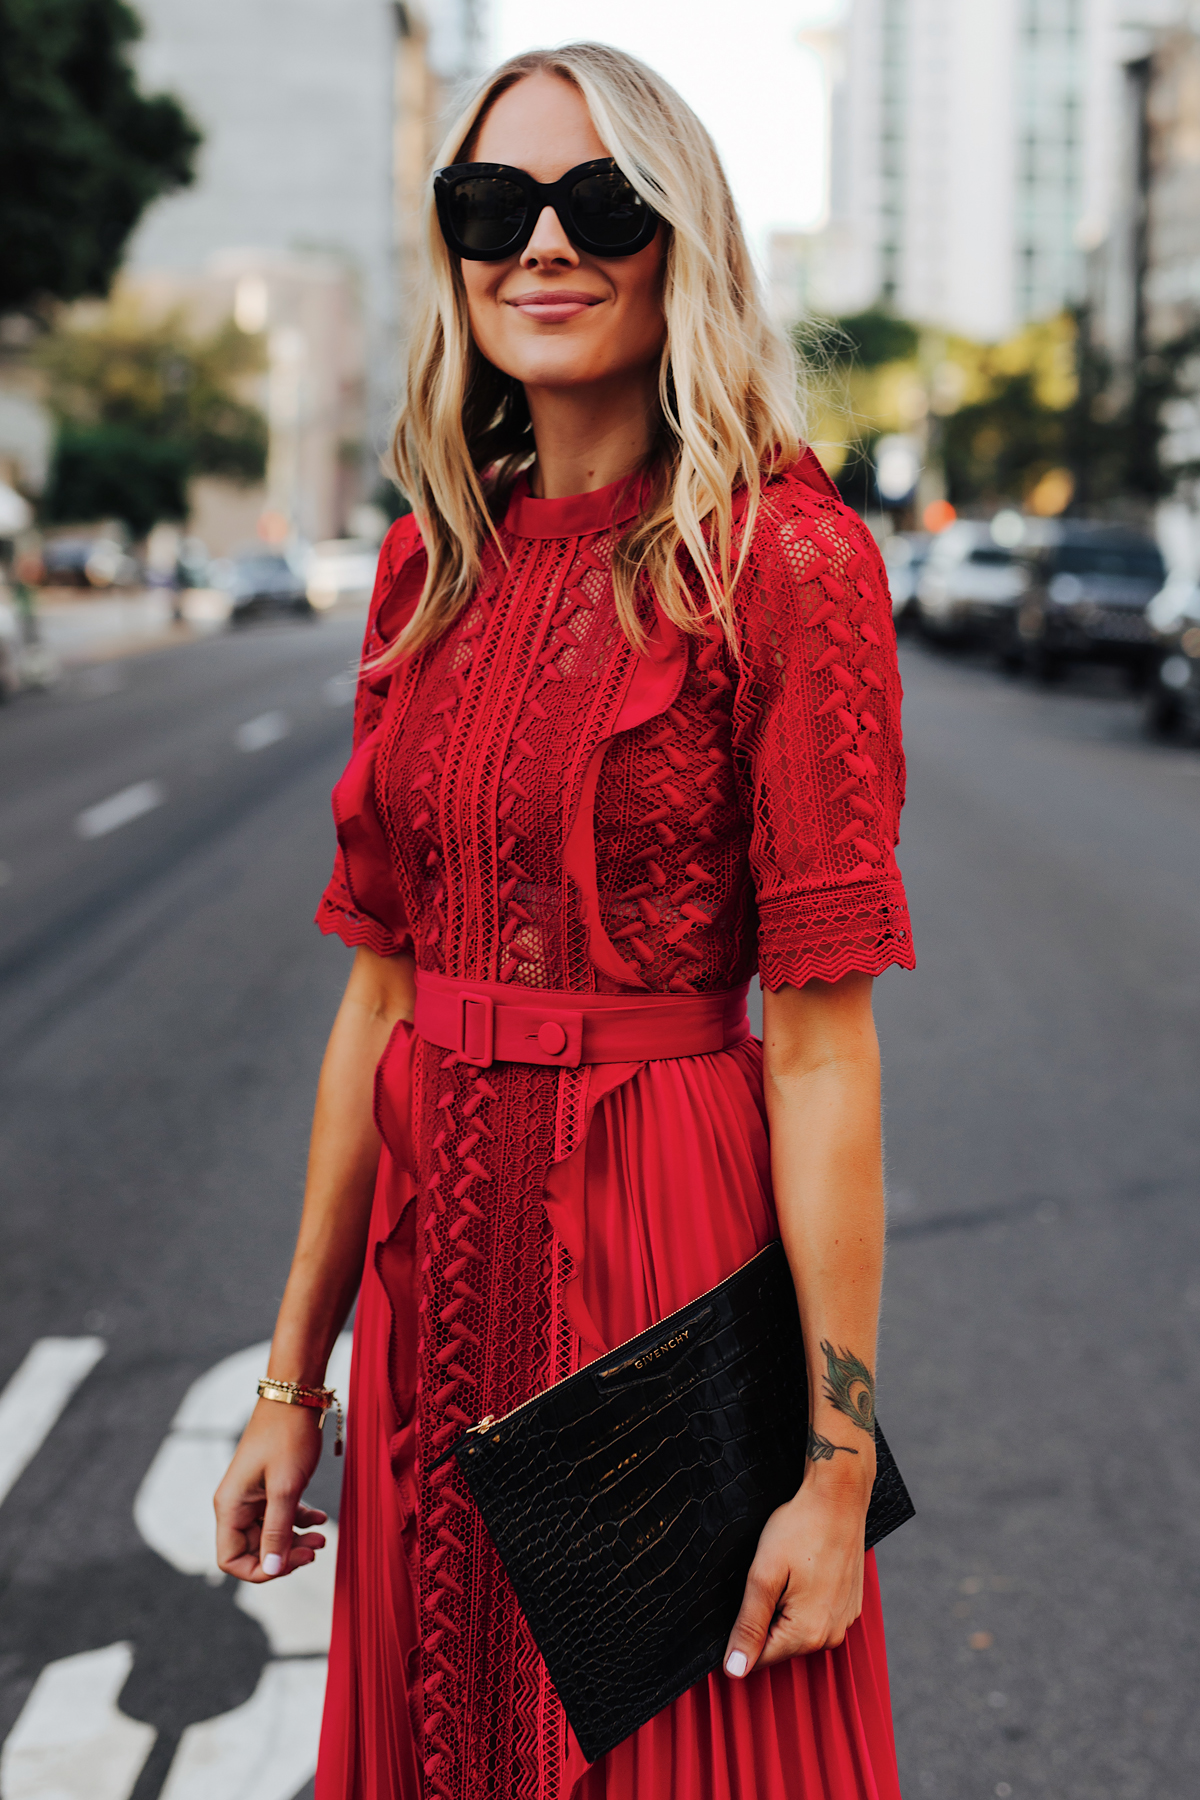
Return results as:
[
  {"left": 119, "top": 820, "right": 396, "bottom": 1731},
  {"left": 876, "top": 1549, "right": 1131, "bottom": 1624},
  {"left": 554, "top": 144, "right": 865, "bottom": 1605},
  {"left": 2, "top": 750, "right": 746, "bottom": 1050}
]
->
[
  {"left": 757, "top": 877, "right": 915, "bottom": 991},
  {"left": 315, "top": 882, "right": 413, "bottom": 960}
]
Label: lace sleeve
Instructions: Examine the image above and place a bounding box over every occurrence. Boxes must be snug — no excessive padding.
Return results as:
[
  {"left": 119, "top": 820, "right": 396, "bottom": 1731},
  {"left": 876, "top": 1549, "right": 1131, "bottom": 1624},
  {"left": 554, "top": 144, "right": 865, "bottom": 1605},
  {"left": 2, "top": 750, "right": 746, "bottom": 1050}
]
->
[
  {"left": 732, "top": 470, "right": 915, "bottom": 990},
  {"left": 315, "top": 515, "right": 423, "bottom": 957}
]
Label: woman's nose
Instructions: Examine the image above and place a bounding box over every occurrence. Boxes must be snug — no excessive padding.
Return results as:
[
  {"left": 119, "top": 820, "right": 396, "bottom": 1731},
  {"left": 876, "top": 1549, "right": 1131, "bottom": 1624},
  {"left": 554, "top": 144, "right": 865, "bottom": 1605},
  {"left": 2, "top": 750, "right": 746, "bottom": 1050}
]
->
[{"left": 521, "top": 204, "right": 579, "bottom": 269}]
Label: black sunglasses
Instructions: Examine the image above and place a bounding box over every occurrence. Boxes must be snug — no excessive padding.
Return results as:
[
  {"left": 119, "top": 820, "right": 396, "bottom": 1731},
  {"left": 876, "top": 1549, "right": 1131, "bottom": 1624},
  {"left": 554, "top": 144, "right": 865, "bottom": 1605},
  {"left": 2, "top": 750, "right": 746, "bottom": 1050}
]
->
[{"left": 433, "top": 158, "right": 660, "bottom": 262}]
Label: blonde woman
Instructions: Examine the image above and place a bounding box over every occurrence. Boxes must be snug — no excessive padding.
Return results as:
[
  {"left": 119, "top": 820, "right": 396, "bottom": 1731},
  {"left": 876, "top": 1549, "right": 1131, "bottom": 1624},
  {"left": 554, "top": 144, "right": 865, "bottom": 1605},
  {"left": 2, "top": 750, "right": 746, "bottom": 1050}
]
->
[{"left": 215, "top": 42, "right": 914, "bottom": 1800}]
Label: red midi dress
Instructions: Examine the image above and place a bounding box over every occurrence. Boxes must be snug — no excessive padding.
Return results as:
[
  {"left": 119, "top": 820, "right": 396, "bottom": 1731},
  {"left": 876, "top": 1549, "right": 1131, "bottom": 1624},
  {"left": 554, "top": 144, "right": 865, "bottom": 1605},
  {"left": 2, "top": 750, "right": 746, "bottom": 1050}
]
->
[{"left": 312, "top": 450, "right": 915, "bottom": 1800}]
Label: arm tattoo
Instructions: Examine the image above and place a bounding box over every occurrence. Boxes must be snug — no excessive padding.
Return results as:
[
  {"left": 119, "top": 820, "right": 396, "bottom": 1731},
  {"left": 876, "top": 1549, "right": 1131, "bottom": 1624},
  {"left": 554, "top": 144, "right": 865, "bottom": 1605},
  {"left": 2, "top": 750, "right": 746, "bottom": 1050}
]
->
[
  {"left": 820, "top": 1341, "right": 876, "bottom": 1435},
  {"left": 807, "top": 1424, "right": 859, "bottom": 1463}
]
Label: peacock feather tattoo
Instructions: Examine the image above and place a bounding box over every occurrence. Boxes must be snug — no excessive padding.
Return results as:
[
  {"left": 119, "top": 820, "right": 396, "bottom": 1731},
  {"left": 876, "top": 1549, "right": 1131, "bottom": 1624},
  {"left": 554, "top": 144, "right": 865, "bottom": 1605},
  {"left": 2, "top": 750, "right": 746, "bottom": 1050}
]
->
[{"left": 820, "top": 1341, "right": 876, "bottom": 1435}]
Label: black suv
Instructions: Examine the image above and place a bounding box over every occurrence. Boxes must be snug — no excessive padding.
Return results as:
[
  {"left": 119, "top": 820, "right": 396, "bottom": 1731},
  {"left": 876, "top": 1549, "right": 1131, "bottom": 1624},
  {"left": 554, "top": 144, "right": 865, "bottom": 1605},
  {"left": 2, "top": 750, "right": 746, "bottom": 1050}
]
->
[{"left": 1016, "top": 523, "right": 1165, "bottom": 682}]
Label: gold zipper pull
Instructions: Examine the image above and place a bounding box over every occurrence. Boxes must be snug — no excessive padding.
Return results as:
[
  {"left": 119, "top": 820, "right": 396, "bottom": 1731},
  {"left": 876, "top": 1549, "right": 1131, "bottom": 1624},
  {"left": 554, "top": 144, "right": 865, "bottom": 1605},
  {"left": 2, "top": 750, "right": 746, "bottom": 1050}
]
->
[{"left": 468, "top": 1414, "right": 496, "bottom": 1435}]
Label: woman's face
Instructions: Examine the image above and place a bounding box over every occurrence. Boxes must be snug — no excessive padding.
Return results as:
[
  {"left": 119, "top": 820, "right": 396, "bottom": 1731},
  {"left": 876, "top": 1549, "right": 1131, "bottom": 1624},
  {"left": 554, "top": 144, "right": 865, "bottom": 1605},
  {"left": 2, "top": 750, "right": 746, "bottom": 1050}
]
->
[{"left": 459, "top": 73, "right": 667, "bottom": 394}]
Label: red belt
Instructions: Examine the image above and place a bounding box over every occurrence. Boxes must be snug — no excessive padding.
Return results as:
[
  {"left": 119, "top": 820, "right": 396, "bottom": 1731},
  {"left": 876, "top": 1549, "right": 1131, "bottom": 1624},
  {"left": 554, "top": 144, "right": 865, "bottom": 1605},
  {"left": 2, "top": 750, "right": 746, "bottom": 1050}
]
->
[{"left": 413, "top": 969, "right": 750, "bottom": 1070}]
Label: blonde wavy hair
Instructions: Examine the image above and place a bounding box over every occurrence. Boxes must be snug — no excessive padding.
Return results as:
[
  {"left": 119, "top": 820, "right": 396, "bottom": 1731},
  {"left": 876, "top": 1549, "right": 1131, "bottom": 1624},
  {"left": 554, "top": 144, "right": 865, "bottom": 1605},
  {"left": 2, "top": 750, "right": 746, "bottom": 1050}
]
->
[{"left": 385, "top": 41, "right": 805, "bottom": 661}]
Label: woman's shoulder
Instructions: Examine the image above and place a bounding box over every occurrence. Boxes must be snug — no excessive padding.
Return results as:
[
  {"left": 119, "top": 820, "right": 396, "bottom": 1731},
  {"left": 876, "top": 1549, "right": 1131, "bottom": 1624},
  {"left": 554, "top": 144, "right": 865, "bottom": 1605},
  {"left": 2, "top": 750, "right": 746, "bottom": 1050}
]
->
[
  {"left": 754, "top": 450, "right": 882, "bottom": 567},
  {"left": 736, "top": 451, "right": 891, "bottom": 643}
]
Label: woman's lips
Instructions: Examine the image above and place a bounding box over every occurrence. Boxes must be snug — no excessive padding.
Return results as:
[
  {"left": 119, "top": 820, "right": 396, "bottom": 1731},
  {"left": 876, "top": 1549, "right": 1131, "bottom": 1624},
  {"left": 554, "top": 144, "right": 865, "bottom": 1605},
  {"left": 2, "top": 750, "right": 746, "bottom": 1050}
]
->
[{"left": 507, "top": 291, "right": 601, "bottom": 322}]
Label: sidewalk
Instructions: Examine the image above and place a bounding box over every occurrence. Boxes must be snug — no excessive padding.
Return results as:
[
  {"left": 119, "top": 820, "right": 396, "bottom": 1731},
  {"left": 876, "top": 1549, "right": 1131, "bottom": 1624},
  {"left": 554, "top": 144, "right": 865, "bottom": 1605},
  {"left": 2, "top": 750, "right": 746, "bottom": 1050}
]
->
[{"left": 33, "top": 588, "right": 233, "bottom": 667}]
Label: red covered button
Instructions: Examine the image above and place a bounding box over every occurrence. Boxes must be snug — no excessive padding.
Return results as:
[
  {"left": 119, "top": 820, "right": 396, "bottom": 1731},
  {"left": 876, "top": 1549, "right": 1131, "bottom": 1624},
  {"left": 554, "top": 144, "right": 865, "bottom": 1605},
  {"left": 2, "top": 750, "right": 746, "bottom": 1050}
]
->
[{"left": 536, "top": 1020, "right": 568, "bottom": 1056}]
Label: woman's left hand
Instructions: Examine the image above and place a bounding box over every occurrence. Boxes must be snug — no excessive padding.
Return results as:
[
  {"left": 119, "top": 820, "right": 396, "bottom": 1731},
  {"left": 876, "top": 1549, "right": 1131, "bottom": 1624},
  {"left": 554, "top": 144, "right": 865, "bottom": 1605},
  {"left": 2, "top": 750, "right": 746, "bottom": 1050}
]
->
[{"left": 722, "top": 1461, "right": 874, "bottom": 1675}]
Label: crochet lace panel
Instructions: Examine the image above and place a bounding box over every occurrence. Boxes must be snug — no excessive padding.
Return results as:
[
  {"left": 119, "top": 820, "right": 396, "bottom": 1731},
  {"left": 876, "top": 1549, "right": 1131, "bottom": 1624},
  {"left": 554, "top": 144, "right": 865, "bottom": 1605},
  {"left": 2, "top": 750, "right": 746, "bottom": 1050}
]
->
[{"left": 411, "top": 1040, "right": 575, "bottom": 1799}]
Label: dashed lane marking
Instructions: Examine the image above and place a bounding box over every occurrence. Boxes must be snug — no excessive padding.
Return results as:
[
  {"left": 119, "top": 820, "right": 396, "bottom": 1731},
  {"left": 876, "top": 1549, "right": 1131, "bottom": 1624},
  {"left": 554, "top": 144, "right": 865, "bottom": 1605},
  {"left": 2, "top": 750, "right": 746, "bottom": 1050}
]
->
[
  {"left": 0, "top": 1336, "right": 106, "bottom": 1506},
  {"left": 234, "top": 712, "right": 289, "bottom": 753},
  {"left": 75, "top": 781, "right": 165, "bottom": 841}
]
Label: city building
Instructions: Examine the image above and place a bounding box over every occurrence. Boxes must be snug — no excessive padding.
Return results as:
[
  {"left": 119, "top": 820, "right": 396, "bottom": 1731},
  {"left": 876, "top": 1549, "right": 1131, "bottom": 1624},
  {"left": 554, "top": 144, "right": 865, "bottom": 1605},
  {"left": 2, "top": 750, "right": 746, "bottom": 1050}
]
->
[
  {"left": 127, "top": 0, "right": 482, "bottom": 471},
  {"left": 790, "top": 0, "right": 1182, "bottom": 339},
  {"left": 1086, "top": 10, "right": 1200, "bottom": 560}
]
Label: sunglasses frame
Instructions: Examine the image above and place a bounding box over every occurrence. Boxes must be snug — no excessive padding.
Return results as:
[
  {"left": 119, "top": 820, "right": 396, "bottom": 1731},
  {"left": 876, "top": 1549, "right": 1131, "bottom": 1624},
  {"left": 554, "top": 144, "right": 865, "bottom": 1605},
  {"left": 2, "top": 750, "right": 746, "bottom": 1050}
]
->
[{"left": 433, "top": 158, "right": 660, "bottom": 262}]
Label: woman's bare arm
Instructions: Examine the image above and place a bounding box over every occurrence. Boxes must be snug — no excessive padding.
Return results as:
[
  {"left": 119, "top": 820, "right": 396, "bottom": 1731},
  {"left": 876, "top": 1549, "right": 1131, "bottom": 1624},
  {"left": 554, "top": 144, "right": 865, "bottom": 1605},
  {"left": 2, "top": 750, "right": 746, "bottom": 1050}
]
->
[
  {"left": 214, "top": 945, "right": 415, "bottom": 1582},
  {"left": 724, "top": 971, "right": 883, "bottom": 1673}
]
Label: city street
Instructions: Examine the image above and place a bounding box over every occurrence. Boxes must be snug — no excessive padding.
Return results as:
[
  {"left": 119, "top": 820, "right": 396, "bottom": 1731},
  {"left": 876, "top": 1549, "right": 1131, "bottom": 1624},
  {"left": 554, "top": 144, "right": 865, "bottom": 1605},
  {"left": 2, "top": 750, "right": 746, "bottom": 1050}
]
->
[{"left": 0, "top": 623, "right": 1198, "bottom": 1800}]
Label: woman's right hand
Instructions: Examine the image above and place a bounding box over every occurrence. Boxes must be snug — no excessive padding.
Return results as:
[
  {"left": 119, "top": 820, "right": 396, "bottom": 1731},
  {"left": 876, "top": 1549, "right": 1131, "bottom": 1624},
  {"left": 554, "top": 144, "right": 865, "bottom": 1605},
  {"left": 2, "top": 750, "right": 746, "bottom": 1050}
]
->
[
  {"left": 212, "top": 948, "right": 415, "bottom": 1583},
  {"left": 214, "top": 1400, "right": 329, "bottom": 1582}
]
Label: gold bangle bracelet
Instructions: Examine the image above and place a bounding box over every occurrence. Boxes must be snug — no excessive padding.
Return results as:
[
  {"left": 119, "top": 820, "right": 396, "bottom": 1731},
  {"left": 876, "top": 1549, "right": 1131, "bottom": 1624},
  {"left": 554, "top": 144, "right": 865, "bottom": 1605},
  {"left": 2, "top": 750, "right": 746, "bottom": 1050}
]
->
[{"left": 257, "top": 1378, "right": 344, "bottom": 1455}]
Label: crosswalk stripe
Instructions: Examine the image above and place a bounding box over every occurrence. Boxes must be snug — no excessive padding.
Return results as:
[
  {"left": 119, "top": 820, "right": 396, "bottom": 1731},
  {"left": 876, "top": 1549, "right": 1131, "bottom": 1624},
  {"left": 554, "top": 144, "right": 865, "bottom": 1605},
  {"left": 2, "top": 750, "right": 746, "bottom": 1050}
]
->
[
  {"left": 0, "top": 1337, "right": 106, "bottom": 1507},
  {"left": 0, "top": 1643, "right": 155, "bottom": 1800}
]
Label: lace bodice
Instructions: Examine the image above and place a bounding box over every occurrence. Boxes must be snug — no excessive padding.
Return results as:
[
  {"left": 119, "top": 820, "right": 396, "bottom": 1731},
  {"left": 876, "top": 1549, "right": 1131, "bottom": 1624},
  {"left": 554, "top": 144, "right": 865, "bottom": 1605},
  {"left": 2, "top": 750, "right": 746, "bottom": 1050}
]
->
[{"left": 318, "top": 451, "right": 913, "bottom": 997}]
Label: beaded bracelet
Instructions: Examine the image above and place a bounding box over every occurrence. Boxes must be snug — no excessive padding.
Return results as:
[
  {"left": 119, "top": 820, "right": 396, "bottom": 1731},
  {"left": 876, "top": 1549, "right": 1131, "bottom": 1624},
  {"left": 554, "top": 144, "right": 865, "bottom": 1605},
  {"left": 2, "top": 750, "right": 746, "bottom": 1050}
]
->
[{"left": 257, "top": 1377, "right": 344, "bottom": 1455}]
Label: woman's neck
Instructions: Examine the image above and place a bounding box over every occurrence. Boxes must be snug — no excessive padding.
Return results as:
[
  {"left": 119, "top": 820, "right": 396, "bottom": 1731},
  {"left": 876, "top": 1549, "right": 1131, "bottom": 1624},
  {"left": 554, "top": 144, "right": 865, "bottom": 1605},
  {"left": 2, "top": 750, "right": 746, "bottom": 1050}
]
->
[{"left": 523, "top": 368, "right": 659, "bottom": 499}]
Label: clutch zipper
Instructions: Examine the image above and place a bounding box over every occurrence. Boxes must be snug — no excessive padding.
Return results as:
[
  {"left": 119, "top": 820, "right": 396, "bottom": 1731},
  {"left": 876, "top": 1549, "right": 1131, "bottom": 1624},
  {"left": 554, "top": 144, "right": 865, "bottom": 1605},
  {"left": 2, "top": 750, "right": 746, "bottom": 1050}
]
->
[{"left": 431, "top": 1241, "right": 782, "bottom": 1469}]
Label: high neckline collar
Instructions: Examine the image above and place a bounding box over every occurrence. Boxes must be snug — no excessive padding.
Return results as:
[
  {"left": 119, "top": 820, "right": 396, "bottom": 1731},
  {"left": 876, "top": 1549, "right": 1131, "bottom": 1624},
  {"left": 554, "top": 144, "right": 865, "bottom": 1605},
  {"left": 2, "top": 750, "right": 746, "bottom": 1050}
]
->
[{"left": 503, "top": 469, "right": 646, "bottom": 539}]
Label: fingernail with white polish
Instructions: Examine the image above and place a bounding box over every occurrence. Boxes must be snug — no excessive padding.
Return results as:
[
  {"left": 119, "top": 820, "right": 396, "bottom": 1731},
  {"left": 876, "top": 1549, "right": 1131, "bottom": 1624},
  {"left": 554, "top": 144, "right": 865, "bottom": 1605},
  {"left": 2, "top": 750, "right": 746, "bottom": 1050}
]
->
[
  {"left": 263, "top": 1553, "right": 284, "bottom": 1576},
  {"left": 725, "top": 1651, "right": 747, "bottom": 1678}
]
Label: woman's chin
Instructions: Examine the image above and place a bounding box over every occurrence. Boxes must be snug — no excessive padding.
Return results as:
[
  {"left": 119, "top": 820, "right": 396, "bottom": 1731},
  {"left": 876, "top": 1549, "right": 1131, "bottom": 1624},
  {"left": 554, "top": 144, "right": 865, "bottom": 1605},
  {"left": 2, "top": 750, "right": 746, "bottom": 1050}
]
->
[{"left": 505, "top": 354, "right": 641, "bottom": 394}]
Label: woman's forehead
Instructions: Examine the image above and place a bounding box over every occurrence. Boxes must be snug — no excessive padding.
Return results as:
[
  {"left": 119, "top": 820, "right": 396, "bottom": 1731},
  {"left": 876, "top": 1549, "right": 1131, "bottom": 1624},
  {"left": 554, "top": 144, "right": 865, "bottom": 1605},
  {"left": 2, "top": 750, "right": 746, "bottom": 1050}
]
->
[{"left": 472, "top": 72, "right": 609, "bottom": 179}]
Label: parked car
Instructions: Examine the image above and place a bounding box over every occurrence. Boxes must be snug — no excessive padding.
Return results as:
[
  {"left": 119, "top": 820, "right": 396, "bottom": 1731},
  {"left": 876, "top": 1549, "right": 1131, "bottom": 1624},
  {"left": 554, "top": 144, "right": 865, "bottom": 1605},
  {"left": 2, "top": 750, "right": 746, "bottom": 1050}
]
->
[
  {"left": 1015, "top": 522, "right": 1166, "bottom": 683},
  {"left": 306, "top": 538, "right": 379, "bottom": 612},
  {"left": 915, "top": 521, "right": 1031, "bottom": 656},
  {"left": 881, "top": 531, "right": 930, "bottom": 626},
  {"left": 213, "top": 549, "right": 311, "bottom": 621},
  {"left": 42, "top": 534, "right": 141, "bottom": 589},
  {"left": 1144, "top": 575, "right": 1200, "bottom": 739}
]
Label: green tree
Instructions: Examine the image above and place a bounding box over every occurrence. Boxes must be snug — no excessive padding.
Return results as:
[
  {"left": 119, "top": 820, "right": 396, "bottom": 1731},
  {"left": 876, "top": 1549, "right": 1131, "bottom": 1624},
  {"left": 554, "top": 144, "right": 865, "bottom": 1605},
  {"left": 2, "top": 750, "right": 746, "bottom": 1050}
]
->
[
  {"left": 39, "top": 292, "right": 268, "bottom": 534},
  {"left": 46, "top": 427, "right": 189, "bottom": 537},
  {"left": 0, "top": 0, "right": 200, "bottom": 313},
  {"left": 800, "top": 307, "right": 920, "bottom": 373}
]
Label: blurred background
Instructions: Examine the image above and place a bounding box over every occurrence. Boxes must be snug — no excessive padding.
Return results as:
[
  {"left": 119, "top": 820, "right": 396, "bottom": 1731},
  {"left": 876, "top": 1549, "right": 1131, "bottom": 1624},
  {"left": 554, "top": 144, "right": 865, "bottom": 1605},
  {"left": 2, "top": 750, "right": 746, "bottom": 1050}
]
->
[{"left": 1, "top": 3, "right": 1199, "bottom": 1798}]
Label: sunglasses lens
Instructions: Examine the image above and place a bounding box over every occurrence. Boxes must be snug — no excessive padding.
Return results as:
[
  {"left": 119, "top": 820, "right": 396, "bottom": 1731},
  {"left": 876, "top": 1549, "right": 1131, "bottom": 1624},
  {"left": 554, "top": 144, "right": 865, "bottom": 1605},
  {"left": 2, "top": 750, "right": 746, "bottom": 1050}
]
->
[
  {"left": 447, "top": 177, "right": 528, "bottom": 254},
  {"left": 569, "top": 170, "right": 650, "bottom": 249}
]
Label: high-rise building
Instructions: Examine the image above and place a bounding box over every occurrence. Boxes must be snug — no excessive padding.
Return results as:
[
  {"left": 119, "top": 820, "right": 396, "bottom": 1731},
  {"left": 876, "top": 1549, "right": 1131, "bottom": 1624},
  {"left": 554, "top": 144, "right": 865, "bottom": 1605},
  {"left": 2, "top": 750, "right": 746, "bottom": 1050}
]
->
[
  {"left": 802, "top": 0, "right": 1182, "bottom": 339},
  {"left": 127, "top": 0, "right": 483, "bottom": 459}
]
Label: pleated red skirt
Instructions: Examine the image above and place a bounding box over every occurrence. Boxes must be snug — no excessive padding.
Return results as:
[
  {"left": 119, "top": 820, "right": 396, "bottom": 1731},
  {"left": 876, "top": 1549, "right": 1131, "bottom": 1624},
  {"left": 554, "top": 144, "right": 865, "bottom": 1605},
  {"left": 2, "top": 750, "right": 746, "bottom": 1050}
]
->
[{"left": 317, "top": 1037, "right": 903, "bottom": 1800}]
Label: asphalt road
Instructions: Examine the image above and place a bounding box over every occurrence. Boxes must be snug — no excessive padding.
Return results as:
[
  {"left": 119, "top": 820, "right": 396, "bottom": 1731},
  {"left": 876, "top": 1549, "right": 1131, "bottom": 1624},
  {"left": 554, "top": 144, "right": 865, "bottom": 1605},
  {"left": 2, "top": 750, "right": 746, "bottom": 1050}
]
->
[{"left": 0, "top": 621, "right": 1198, "bottom": 1800}]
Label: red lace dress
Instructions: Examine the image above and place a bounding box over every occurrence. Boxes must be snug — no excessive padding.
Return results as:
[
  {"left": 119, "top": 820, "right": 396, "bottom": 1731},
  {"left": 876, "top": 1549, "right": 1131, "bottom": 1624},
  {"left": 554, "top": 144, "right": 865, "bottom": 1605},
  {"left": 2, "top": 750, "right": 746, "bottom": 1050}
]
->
[{"left": 313, "top": 450, "right": 914, "bottom": 1800}]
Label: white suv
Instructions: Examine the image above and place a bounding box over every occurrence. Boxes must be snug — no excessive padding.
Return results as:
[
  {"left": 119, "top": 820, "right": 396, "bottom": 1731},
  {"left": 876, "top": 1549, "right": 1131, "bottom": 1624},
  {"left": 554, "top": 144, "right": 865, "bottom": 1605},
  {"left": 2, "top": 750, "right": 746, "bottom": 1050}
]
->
[{"left": 916, "top": 522, "right": 1030, "bottom": 655}]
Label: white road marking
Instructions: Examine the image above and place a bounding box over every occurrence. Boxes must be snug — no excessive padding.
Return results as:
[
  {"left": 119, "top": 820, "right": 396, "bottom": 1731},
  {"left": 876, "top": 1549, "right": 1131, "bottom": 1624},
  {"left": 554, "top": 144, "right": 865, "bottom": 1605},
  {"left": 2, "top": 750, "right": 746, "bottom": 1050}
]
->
[
  {"left": 0, "top": 1642, "right": 155, "bottom": 1800},
  {"left": 130, "top": 1334, "right": 353, "bottom": 1798},
  {"left": 234, "top": 712, "right": 289, "bottom": 753},
  {"left": 75, "top": 781, "right": 165, "bottom": 840},
  {"left": 322, "top": 671, "right": 356, "bottom": 708},
  {"left": 0, "top": 1337, "right": 106, "bottom": 1507},
  {"left": 159, "top": 1661, "right": 327, "bottom": 1800},
  {"left": 235, "top": 1523, "right": 339, "bottom": 1654}
]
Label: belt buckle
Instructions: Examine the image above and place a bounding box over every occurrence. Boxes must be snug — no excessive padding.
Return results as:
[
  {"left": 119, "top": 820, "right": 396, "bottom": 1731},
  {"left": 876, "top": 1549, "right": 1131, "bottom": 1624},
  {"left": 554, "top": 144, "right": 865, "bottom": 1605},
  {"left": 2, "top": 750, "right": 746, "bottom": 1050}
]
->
[{"left": 459, "top": 994, "right": 495, "bottom": 1066}]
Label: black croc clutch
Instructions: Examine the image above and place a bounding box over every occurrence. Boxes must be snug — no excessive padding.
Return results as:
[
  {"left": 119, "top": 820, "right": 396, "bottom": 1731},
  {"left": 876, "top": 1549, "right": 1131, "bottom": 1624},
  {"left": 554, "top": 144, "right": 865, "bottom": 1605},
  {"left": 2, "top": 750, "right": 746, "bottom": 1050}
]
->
[{"left": 438, "top": 1239, "right": 914, "bottom": 1762}]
